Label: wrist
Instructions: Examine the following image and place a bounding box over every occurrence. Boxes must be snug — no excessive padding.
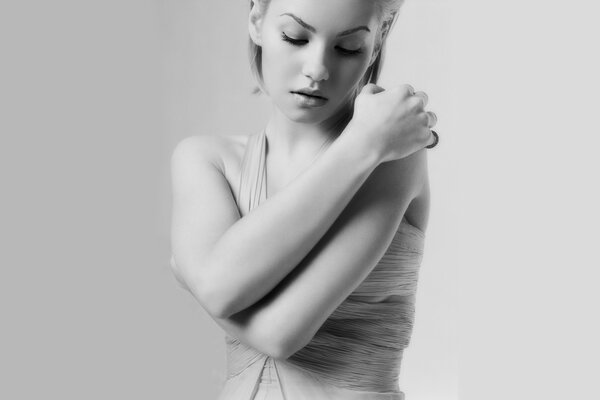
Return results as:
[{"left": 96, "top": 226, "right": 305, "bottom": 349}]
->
[{"left": 337, "top": 120, "right": 383, "bottom": 168}]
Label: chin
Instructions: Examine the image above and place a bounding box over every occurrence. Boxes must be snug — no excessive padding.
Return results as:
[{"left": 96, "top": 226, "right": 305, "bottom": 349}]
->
[
  {"left": 285, "top": 110, "right": 328, "bottom": 124},
  {"left": 281, "top": 97, "right": 345, "bottom": 125},
  {"left": 274, "top": 103, "right": 326, "bottom": 125}
]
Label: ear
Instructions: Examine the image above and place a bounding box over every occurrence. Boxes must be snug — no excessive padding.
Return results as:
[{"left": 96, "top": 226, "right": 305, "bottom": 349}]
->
[{"left": 248, "top": 1, "right": 265, "bottom": 46}]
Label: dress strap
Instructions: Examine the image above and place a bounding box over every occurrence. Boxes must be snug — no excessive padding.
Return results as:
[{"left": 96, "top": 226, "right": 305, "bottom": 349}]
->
[
  {"left": 271, "top": 358, "right": 289, "bottom": 400},
  {"left": 237, "top": 130, "right": 268, "bottom": 217}
]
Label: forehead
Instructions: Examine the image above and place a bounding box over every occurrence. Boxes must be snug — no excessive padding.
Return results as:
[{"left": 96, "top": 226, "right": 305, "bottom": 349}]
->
[{"left": 266, "top": 0, "right": 380, "bottom": 32}]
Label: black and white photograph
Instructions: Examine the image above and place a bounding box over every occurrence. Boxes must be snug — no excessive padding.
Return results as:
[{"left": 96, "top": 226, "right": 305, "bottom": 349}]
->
[
  {"left": 2, "top": 1, "right": 598, "bottom": 399},
  {"left": 166, "top": 1, "right": 453, "bottom": 398}
]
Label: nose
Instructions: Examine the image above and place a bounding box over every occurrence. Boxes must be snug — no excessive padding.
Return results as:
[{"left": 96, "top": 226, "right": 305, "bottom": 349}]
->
[{"left": 302, "top": 44, "right": 329, "bottom": 82}]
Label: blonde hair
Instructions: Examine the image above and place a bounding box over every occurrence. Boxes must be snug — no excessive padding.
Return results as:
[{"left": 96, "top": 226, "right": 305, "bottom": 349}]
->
[
  {"left": 247, "top": 0, "right": 405, "bottom": 131},
  {"left": 248, "top": 0, "right": 404, "bottom": 94}
]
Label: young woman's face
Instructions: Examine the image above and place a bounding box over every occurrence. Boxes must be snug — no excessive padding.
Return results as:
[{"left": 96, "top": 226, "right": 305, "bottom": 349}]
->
[{"left": 255, "top": 0, "right": 381, "bottom": 124}]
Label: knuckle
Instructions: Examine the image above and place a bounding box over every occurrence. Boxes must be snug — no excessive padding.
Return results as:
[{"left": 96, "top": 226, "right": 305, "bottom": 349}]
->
[
  {"left": 402, "top": 83, "right": 415, "bottom": 94},
  {"left": 428, "top": 111, "right": 438, "bottom": 126},
  {"left": 415, "top": 91, "right": 428, "bottom": 106},
  {"left": 422, "top": 129, "right": 433, "bottom": 145},
  {"left": 393, "top": 84, "right": 411, "bottom": 98},
  {"left": 417, "top": 112, "right": 429, "bottom": 125},
  {"left": 408, "top": 96, "right": 424, "bottom": 110}
]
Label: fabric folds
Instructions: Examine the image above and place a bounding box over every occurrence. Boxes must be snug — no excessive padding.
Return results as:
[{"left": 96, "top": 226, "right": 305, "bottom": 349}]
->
[{"left": 217, "top": 130, "right": 425, "bottom": 400}]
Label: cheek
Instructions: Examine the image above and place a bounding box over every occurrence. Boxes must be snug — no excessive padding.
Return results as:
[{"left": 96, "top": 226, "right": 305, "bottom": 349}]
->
[
  {"left": 347, "top": 59, "right": 370, "bottom": 81},
  {"left": 332, "top": 57, "right": 371, "bottom": 91},
  {"left": 261, "top": 36, "right": 298, "bottom": 88},
  {"left": 331, "top": 43, "right": 375, "bottom": 88}
]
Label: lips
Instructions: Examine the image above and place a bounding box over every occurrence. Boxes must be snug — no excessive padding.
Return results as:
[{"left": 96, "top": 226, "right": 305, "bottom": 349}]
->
[
  {"left": 291, "top": 89, "right": 327, "bottom": 100},
  {"left": 291, "top": 91, "right": 328, "bottom": 107}
]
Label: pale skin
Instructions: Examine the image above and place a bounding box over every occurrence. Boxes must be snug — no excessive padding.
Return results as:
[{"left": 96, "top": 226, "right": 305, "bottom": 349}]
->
[{"left": 170, "top": 0, "right": 436, "bottom": 360}]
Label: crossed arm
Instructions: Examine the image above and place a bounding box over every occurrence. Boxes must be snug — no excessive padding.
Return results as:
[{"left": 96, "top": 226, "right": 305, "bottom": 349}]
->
[{"left": 170, "top": 130, "right": 428, "bottom": 359}]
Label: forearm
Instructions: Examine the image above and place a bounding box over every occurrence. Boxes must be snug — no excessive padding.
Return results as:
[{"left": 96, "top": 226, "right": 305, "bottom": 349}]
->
[
  {"left": 240, "top": 152, "right": 427, "bottom": 358},
  {"left": 209, "top": 160, "right": 419, "bottom": 360},
  {"left": 261, "top": 232, "right": 395, "bottom": 359},
  {"left": 200, "top": 126, "right": 381, "bottom": 317}
]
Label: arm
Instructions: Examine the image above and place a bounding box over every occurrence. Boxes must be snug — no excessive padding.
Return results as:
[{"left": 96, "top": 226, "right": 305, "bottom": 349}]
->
[
  {"left": 170, "top": 83, "right": 433, "bottom": 357},
  {"left": 171, "top": 136, "right": 428, "bottom": 359},
  {"left": 171, "top": 83, "right": 434, "bottom": 319},
  {"left": 215, "top": 148, "right": 429, "bottom": 359},
  {"left": 171, "top": 126, "right": 381, "bottom": 318}
]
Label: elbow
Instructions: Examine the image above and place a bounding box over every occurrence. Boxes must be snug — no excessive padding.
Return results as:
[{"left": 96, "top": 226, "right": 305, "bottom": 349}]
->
[
  {"left": 224, "top": 306, "right": 308, "bottom": 360},
  {"left": 173, "top": 267, "right": 232, "bottom": 319},
  {"left": 258, "top": 307, "right": 316, "bottom": 360},
  {"left": 270, "top": 334, "right": 307, "bottom": 360},
  {"left": 200, "top": 276, "right": 250, "bottom": 319},
  {"left": 172, "top": 261, "right": 237, "bottom": 319},
  {"left": 269, "top": 341, "right": 296, "bottom": 361},
  {"left": 197, "top": 284, "right": 235, "bottom": 319},
  {"left": 203, "top": 282, "right": 248, "bottom": 319},
  {"left": 206, "top": 301, "right": 236, "bottom": 320},
  {"left": 266, "top": 324, "right": 311, "bottom": 361},
  {"left": 256, "top": 333, "right": 295, "bottom": 361},
  {"left": 197, "top": 279, "right": 241, "bottom": 320},
  {"left": 192, "top": 262, "right": 245, "bottom": 319},
  {"left": 268, "top": 346, "right": 292, "bottom": 361}
]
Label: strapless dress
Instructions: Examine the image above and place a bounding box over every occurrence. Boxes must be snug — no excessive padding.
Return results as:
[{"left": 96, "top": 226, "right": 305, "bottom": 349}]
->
[{"left": 217, "top": 130, "right": 426, "bottom": 399}]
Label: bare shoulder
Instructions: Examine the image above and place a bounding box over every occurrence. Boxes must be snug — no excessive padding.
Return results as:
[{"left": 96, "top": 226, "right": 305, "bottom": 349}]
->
[
  {"left": 374, "top": 148, "right": 430, "bottom": 231},
  {"left": 171, "top": 133, "right": 252, "bottom": 200},
  {"left": 172, "top": 133, "right": 248, "bottom": 171},
  {"left": 376, "top": 148, "right": 429, "bottom": 196}
]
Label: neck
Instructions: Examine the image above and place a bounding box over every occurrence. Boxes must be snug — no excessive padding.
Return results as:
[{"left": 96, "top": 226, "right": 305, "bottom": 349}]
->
[{"left": 264, "top": 102, "right": 353, "bottom": 163}]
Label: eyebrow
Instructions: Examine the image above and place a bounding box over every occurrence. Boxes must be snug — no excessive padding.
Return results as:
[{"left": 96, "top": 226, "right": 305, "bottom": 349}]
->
[{"left": 280, "top": 13, "right": 371, "bottom": 36}]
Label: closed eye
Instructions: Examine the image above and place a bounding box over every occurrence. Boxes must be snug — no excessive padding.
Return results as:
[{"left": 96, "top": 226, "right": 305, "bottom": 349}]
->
[
  {"left": 335, "top": 46, "right": 362, "bottom": 56},
  {"left": 281, "top": 33, "right": 363, "bottom": 57},
  {"left": 281, "top": 32, "right": 307, "bottom": 46}
]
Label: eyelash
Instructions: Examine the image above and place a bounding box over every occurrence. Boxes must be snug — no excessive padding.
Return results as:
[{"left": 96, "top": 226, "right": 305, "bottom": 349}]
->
[{"left": 280, "top": 33, "right": 362, "bottom": 56}]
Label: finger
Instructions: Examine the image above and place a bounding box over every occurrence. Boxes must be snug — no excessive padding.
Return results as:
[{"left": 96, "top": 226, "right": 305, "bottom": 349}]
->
[
  {"left": 399, "top": 84, "right": 415, "bottom": 98},
  {"left": 425, "top": 130, "right": 439, "bottom": 149},
  {"left": 360, "top": 83, "right": 385, "bottom": 95},
  {"left": 426, "top": 111, "right": 438, "bottom": 128},
  {"left": 413, "top": 91, "right": 428, "bottom": 108}
]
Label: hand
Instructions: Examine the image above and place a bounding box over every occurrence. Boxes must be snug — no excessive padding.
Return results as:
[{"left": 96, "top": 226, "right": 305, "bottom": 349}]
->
[{"left": 348, "top": 83, "right": 438, "bottom": 163}]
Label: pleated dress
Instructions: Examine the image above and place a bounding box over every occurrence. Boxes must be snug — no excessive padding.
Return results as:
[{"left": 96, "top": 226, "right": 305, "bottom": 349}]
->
[{"left": 216, "top": 130, "right": 426, "bottom": 400}]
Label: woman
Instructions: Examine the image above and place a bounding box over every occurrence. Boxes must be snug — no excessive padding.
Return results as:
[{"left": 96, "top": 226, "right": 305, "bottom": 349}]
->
[{"left": 170, "top": 0, "right": 439, "bottom": 398}]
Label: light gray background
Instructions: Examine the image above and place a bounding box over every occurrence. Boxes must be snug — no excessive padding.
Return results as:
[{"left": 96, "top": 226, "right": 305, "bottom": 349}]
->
[{"left": 2, "top": 1, "right": 598, "bottom": 400}]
